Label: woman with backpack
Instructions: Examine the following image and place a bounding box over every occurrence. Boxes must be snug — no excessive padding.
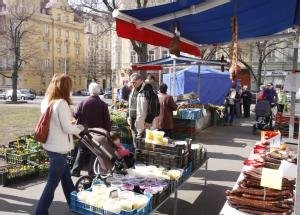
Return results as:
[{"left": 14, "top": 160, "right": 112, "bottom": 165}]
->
[
  {"left": 153, "top": 83, "right": 178, "bottom": 137},
  {"left": 36, "top": 74, "right": 85, "bottom": 215}
]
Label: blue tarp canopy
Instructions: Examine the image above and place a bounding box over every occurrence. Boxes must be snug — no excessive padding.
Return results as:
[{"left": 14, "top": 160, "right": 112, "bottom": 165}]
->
[
  {"left": 115, "top": 0, "right": 300, "bottom": 56},
  {"left": 163, "top": 65, "right": 231, "bottom": 105}
]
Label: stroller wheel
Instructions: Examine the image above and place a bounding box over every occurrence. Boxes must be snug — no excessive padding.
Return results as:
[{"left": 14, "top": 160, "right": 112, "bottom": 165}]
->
[
  {"left": 75, "top": 175, "right": 93, "bottom": 192},
  {"left": 252, "top": 125, "right": 257, "bottom": 135}
]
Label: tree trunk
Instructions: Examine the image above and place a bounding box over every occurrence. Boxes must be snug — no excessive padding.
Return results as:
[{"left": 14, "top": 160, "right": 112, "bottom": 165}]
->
[
  {"left": 256, "top": 57, "right": 263, "bottom": 90},
  {"left": 12, "top": 69, "right": 18, "bottom": 102}
]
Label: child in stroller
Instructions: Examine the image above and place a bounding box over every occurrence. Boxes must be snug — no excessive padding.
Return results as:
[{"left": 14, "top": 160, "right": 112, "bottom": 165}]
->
[
  {"left": 252, "top": 99, "right": 273, "bottom": 134},
  {"left": 75, "top": 128, "right": 134, "bottom": 192}
]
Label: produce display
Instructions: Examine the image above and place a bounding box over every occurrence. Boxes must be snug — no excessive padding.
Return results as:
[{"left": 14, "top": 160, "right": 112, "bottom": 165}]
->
[
  {"left": 0, "top": 145, "right": 7, "bottom": 158},
  {"left": 0, "top": 164, "right": 37, "bottom": 186},
  {"left": 224, "top": 131, "right": 297, "bottom": 215},
  {"left": 177, "top": 102, "right": 203, "bottom": 109},
  {"left": 110, "top": 111, "right": 127, "bottom": 126},
  {"left": 72, "top": 179, "right": 152, "bottom": 215}
]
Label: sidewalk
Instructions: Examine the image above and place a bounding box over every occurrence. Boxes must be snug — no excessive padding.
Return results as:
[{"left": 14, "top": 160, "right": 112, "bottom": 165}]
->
[{"left": 0, "top": 117, "right": 259, "bottom": 215}]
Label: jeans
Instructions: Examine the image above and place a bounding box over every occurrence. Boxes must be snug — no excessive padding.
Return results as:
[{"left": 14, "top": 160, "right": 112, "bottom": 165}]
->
[
  {"left": 36, "top": 151, "right": 75, "bottom": 215},
  {"left": 71, "top": 141, "right": 96, "bottom": 176},
  {"left": 225, "top": 105, "right": 235, "bottom": 124},
  {"left": 129, "top": 118, "right": 145, "bottom": 148}
]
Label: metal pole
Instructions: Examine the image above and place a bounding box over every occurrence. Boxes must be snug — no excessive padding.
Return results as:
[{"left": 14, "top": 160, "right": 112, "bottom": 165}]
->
[
  {"left": 169, "top": 67, "right": 171, "bottom": 94},
  {"left": 64, "top": 39, "right": 67, "bottom": 75},
  {"left": 289, "top": 33, "right": 299, "bottom": 139},
  {"left": 293, "top": 28, "right": 300, "bottom": 215},
  {"left": 159, "top": 70, "right": 162, "bottom": 85},
  {"left": 197, "top": 64, "right": 201, "bottom": 99},
  {"left": 173, "top": 59, "right": 176, "bottom": 96}
]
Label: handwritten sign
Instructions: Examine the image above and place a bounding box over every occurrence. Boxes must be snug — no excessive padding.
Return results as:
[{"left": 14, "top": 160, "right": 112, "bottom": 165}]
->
[
  {"left": 283, "top": 73, "right": 300, "bottom": 92},
  {"left": 279, "top": 160, "right": 297, "bottom": 180},
  {"left": 269, "top": 135, "right": 281, "bottom": 148},
  {"left": 260, "top": 168, "right": 282, "bottom": 190}
]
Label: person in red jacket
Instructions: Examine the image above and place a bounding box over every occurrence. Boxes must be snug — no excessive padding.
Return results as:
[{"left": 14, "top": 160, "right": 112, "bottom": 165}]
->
[{"left": 153, "top": 83, "right": 178, "bottom": 137}]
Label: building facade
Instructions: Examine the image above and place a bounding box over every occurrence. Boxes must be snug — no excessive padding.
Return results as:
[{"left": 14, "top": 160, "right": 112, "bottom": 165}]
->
[
  {"left": 83, "top": 14, "right": 112, "bottom": 90},
  {"left": 0, "top": 0, "right": 86, "bottom": 93},
  {"left": 111, "top": 0, "right": 171, "bottom": 88}
]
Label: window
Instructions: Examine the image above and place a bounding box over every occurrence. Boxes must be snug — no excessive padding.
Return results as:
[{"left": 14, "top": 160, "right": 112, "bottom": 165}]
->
[
  {"left": 57, "top": 43, "right": 61, "bottom": 53},
  {"left": 75, "top": 32, "right": 80, "bottom": 41},
  {"left": 57, "top": 14, "right": 61, "bottom": 21},
  {"left": 44, "top": 59, "right": 50, "bottom": 69},
  {"left": 57, "top": 59, "right": 61, "bottom": 68},
  {"left": 44, "top": 42, "right": 50, "bottom": 51},
  {"left": 65, "top": 30, "right": 69, "bottom": 38},
  {"left": 162, "top": 50, "right": 168, "bottom": 58},
  {"left": 148, "top": 50, "right": 155, "bottom": 61},
  {"left": 88, "top": 23, "right": 92, "bottom": 33},
  {"left": 66, "top": 44, "right": 69, "bottom": 54},
  {"left": 65, "top": 15, "right": 69, "bottom": 23},
  {"left": 57, "top": 28, "right": 61, "bottom": 37},
  {"left": 76, "top": 47, "right": 80, "bottom": 57},
  {"left": 44, "top": 24, "right": 49, "bottom": 35},
  {"left": 76, "top": 61, "right": 80, "bottom": 69},
  {"left": 130, "top": 51, "right": 137, "bottom": 63}
]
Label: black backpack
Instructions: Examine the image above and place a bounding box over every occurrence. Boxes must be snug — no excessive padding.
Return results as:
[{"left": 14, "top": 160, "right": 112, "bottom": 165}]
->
[{"left": 143, "top": 85, "right": 160, "bottom": 123}]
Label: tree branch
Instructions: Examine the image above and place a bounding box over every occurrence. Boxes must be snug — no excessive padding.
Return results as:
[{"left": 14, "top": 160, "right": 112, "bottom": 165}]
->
[{"left": 0, "top": 72, "right": 12, "bottom": 78}]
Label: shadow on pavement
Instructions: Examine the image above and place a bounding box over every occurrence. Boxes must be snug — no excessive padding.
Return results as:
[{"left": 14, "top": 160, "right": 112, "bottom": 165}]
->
[
  {"left": 0, "top": 193, "right": 72, "bottom": 215},
  {"left": 207, "top": 152, "right": 246, "bottom": 161},
  {"left": 3, "top": 178, "right": 47, "bottom": 191},
  {"left": 192, "top": 169, "right": 240, "bottom": 183},
  {"left": 156, "top": 184, "right": 231, "bottom": 215}
]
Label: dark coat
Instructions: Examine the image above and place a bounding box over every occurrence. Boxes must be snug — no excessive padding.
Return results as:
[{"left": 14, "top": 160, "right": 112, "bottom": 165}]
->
[
  {"left": 153, "top": 93, "right": 178, "bottom": 130},
  {"left": 74, "top": 96, "right": 111, "bottom": 131}
]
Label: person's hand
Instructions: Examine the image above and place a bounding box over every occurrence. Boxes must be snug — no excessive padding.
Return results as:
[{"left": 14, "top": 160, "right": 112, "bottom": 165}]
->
[
  {"left": 71, "top": 118, "right": 78, "bottom": 125},
  {"left": 144, "top": 123, "right": 151, "bottom": 129},
  {"left": 127, "top": 117, "right": 131, "bottom": 126},
  {"left": 78, "top": 125, "right": 90, "bottom": 138}
]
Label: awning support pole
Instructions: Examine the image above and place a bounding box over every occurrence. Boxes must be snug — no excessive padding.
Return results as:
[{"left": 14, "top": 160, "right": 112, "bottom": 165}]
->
[
  {"left": 197, "top": 64, "right": 201, "bottom": 99},
  {"left": 159, "top": 70, "right": 162, "bottom": 85},
  {"left": 293, "top": 27, "right": 300, "bottom": 215},
  {"left": 173, "top": 59, "right": 176, "bottom": 96},
  {"left": 169, "top": 67, "right": 171, "bottom": 94}
]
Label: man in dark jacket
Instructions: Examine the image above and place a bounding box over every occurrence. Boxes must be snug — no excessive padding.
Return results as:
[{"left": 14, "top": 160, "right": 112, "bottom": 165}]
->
[
  {"left": 71, "top": 82, "right": 111, "bottom": 177},
  {"left": 264, "top": 83, "right": 278, "bottom": 107},
  {"left": 241, "top": 85, "right": 252, "bottom": 118}
]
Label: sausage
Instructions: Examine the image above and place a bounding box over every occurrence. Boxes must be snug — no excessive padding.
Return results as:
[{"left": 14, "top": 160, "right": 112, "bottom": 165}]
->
[{"left": 228, "top": 196, "right": 292, "bottom": 213}]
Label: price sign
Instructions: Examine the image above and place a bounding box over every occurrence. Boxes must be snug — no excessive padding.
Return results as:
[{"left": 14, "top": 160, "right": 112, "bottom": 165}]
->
[
  {"left": 269, "top": 135, "right": 281, "bottom": 148},
  {"left": 260, "top": 168, "right": 283, "bottom": 190}
]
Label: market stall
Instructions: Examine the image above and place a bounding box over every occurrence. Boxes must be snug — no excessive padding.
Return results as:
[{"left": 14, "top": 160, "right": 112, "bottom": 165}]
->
[
  {"left": 220, "top": 131, "right": 297, "bottom": 214},
  {"left": 69, "top": 131, "right": 209, "bottom": 215}
]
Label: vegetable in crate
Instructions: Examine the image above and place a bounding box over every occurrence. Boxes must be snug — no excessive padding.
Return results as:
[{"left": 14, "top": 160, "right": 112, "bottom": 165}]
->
[{"left": 110, "top": 111, "right": 127, "bottom": 125}]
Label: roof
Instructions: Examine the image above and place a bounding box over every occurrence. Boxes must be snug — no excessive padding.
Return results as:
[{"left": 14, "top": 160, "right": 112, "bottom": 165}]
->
[{"left": 114, "top": 0, "right": 300, "bottom": 56}]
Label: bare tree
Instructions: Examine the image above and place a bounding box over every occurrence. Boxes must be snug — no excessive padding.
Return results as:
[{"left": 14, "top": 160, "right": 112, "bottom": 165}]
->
[
  {"left": 75, "top": 0, "right": 149, "bottom": 62},
  {"left": 0, "top": 0, "right": 38, "bottom": 102},
  {"left": 220, "top": 39, "right": 288, "bottom": 89}
]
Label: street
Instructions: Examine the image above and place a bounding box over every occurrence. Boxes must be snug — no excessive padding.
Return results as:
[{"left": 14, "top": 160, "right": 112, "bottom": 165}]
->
[{"left": 0, "top": 96, "right": 112, "bottom": 108}]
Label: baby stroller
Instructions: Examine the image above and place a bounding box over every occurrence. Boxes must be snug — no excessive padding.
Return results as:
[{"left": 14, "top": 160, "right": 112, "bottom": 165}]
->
[
  {"left": 74, "top": 128, "right": 134, "bottom": 192},
  {"left": 252, "top": 100, "right": 273, "bottom": 134}
]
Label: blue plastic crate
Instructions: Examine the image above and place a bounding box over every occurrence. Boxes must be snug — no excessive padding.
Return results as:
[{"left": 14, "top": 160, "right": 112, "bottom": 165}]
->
[
  {"left": 70, "top": 191, "right": 153, "bottom": 215},
  {"left": 182, "top": 162, "right": 193, "bottom": 181}
]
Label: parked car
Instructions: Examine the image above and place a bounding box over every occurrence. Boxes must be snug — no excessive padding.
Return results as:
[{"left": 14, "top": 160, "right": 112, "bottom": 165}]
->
[
  {"left": 5, "top": 89, "right": 36, "bottom": 100},
  {"left": 0, "top": 91, "right": 6, "bottom": 100},
  {"left": 99, "top": 89, "right": 104, "bottom": 95},
  {"left": 103, "top": 91, "right": 112, "bottom": 99},
  {"left": 76, "top": 89, "right": 90, "bottom": 96}
]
